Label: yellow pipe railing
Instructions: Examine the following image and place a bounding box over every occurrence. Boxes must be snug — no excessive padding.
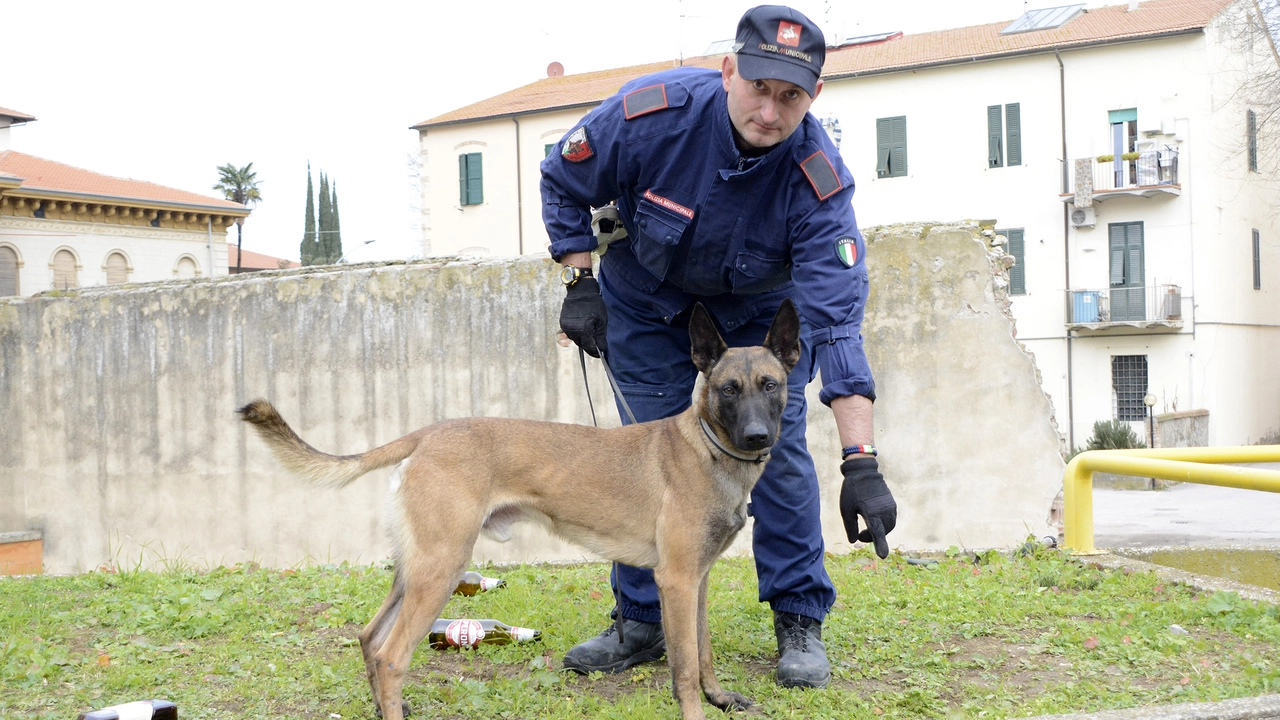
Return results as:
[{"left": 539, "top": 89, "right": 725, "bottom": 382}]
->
[{"left": 1062, "top": 445, "right": 1280, "bottom": 555}]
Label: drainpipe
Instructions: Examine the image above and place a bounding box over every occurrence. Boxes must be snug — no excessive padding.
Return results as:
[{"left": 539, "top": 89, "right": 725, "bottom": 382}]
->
[
  {"left": 1057, "top": 49, "right": 1075, "bottom": 451},
  {"left": 513, "top": 117, "right": 524, "bottom": 256}
]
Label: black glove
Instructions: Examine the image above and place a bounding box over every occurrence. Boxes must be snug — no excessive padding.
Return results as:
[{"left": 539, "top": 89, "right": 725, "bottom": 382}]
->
[
  {"left": 560, "top": 277, "right": 609, "bottom": 358},
  {"left": 839, "top": 456, "right": 897, "bottom": 559}
]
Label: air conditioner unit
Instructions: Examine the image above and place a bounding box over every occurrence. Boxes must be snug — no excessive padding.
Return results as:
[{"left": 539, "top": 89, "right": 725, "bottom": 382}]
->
[{"left": 1070, "top": 206, "right": 1096, "bottom": 228}]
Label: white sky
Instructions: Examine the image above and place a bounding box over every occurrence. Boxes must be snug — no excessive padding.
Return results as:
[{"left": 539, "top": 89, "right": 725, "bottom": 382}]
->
[{"left": 3, "top": 0, "right": 1121, "bottom": 263}]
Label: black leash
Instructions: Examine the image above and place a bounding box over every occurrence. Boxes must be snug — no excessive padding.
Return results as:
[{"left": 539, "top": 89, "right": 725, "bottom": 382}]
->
[{"left": 577, "top": 344, "right": 637, "bottom": 644}]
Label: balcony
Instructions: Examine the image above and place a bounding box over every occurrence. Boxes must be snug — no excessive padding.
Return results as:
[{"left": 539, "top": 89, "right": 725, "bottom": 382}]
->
[
  {"left": 1061, "top": 148, "right": 1180, "bottom": 203},
  {"left": 1065, "top": 284, "right": 1186, "bottom": 330}
]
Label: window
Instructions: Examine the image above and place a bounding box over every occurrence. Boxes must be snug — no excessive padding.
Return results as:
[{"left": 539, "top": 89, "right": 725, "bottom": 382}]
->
[
  {"left": 1109, "top": 108, "right": 1138, "bottom": 187},
  {"left": 875, "top": 116, "right": 907, "bottom": 178},
  {"left": 105, "top": 252, "right": 129, "bottom": 284},
  {"left": 1254, "top": 229, "right": 1262, "bottom": 290},
  {"left": 1112, "top": 355, "right": 1149, "bottom": 422},
  {"left": 987, "top": 104, "right": 1021, "bottom": 168},
  {"left": 1108, "top": 222, "right": 1145, "bottom": 321},
  {"left": 458, "top": 152, "right": 483, "bottom": 206},
  {"left": 52, "top": 249, "right": 78, "bottom": 290},
  {"left": 1247, "top": 109, "right": 1258, "bottom": 172},
  {"left": 997, "top": 229, "right": 1026, "bottom": 295},
  {"left": 0, "top": 246, "right": 18, "bottom": 296},
  {"left": 176, "top": 257, "right": 198, "bottom": 279},
  {"left": 544, "top": 143, "right": 555, "bottom": 158}
]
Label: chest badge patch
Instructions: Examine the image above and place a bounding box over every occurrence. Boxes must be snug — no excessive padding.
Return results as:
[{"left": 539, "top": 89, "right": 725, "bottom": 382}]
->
[
  {"left": 561, "top": 126, "right": 594, "bottom": 162},
  {"left": 835, "top": 236, "right": 859, "bottom": 267}
]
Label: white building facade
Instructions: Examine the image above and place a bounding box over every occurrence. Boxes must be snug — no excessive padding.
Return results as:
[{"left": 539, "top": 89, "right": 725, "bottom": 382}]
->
[{"left": 412, "top": 0, "right": 1279, "bottom": 448}]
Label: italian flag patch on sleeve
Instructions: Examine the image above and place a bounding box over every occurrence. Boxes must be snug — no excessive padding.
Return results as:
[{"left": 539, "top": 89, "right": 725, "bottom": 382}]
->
[{"left": 835, "top": 236, "right": 859, "bottom": 267}]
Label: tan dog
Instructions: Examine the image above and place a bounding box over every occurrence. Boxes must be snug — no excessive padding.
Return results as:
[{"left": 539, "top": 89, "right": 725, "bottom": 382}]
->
[{"left": 238, "top": 300, "right": 801, "bottom": 720}]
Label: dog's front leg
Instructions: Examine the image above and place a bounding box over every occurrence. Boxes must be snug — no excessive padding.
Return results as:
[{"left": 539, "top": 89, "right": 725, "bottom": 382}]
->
[
  {"left": 655, "top": 565, "right": 707, "bottom": 720},
  {"left": 696, "top": 569, "right": 752, "bottom": 712}
]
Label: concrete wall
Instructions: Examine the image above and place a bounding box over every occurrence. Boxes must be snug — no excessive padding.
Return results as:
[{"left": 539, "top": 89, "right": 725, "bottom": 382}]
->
[
  {"left": 1, "top": 222, "right": 1062, "bottom": 573},
  {"left": 1156, "top": 409, "right": 1210, "bottom": 448}
]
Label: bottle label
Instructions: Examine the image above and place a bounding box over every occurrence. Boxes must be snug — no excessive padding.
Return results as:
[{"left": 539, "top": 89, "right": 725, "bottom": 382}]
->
[
  {"left": 445, "top": 619, "right": 486, "bottom": 648},
  {"left": 510, "top": 627, "right": 537, "bottom": 642},
  {"left": 103, "top": 702, "right": 156, "bottom": 720},
  {"left": 479, "top": 577, "right": 503, "bottom": 591}
]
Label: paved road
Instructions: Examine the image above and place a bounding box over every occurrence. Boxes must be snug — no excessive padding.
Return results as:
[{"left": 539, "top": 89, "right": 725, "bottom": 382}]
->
[{"left": 1092, "top": 463, "right": 1280, "bottom": 548}]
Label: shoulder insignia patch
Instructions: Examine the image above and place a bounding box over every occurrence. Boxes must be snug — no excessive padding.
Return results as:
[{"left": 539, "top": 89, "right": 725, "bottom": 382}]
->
[
  {"left": 835, "top": 236, "right": 859, "bottom": 268},
  {"left": 561, "top": 126, "right": 593, "bottom": 162},
  {"left": 800, "top": 151, "right": 843, "bottom": 201},
  {"left": 623, "top": 84, "right": 669, "bottom": 120}
]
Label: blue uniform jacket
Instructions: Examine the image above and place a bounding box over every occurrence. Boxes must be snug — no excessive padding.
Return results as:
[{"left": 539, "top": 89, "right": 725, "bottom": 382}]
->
[{"left": 540, "top": 67, "right": 874, "bottom": 405}]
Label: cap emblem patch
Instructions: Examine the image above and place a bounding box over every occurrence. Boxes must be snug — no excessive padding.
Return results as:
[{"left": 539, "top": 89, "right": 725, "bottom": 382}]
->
[
  {"left": 835, "top": 236, "right": 859, "bottom": 268},
  {"left": 777, "top": 21, "right": 802, "bottom": 47},
  {"left": 561, "top": 126, "right": 593, "bottom": 162}
]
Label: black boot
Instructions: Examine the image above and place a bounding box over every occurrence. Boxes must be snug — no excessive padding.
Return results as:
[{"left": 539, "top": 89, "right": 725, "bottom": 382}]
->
[
  {"left": 561, "top": 617, "right": 666, "bottom": 674},
  {"left": 774, "top": 612, "right": 831, "bottom": 688}
]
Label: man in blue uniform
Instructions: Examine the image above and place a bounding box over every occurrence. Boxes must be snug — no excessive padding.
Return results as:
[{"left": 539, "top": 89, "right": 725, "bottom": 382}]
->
[{"left": 541, "top": 5, "right": 897, "bottom": 689}]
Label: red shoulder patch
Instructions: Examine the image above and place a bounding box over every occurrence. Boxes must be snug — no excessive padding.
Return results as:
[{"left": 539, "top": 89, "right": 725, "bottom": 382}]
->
[
  {"left": 799, "top": 151, "right": 843, "bottom": 201},
  {"left": 623, "top": 85, "right": 669, "bottom": 120}
]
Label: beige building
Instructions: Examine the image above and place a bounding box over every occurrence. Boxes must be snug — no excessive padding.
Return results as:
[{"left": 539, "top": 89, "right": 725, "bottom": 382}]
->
[
  {"left": 412, "top": 0, "right": 1279, "bottom": 450},
  {"left": 0, "top": 107, "right": 249, "bottom": 296}
]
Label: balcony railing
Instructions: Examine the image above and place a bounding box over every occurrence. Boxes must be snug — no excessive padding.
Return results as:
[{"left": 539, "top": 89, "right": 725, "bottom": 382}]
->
[
  {"left": 1065, "top": 284, "right": 1185, "bottom": 328},
  {"left": 1062, "top": 148, "right": 1180, "bottom": 202}
]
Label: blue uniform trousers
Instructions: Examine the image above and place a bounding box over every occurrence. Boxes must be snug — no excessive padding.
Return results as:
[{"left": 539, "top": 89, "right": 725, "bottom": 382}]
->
[{"left": 599, "top": 269, "right": 837, "bottom": 624}]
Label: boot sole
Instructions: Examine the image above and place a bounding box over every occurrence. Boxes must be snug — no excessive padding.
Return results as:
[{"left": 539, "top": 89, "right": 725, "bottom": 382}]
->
[
  {"left": 777, "top": 670, "right": 831, "bottom": 689},
  {"left": 562, "top": 642, "right": 666, "bottom": 674}
]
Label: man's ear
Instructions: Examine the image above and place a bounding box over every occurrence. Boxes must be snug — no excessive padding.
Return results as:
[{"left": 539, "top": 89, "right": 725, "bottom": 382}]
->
[
  {"left": 721, "top": 54, "right": 736, "bottom": 92},
  {"left": 763, "top": 299, "right": 801, "bottom": 373},
  {"left": 689, "top": 303, "right": 728, "bottom": 375}
]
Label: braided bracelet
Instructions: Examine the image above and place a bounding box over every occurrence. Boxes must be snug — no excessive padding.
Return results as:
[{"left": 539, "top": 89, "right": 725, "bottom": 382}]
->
[{"left": 841, "top": 444, "right": 878, "bottom": 460}]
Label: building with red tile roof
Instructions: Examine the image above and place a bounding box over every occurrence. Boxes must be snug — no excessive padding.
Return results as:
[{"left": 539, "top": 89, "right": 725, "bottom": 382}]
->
[
  {"left": 0, "top": 115, "right": 251, "bottom": 296},
  {"left": 411, "top": 0, "right": 1280, "bottom": 448}
]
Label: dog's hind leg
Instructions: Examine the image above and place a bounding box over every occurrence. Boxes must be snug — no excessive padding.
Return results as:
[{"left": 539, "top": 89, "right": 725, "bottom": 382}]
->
[
  {"left": 360, "top": 569, "right": 408, "bottom": 718},
  {"left": 696, "top": 568, "right": 752, "bottom": 712}
]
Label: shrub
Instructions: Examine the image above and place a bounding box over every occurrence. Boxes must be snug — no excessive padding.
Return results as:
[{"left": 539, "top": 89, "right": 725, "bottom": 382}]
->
[
  {"left": 1085, "top": 419, "right": 1146, "bottom": 451},
  {"left": 1096, "top": 154, "right": 1115, "bottom": 163},
  {"left": 1120, "top": 151, "right": 1142, "bottom": 161}
]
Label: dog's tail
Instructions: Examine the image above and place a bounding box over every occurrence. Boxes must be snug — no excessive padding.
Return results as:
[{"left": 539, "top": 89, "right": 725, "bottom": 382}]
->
[{"left": 237, "top": 399, "right": 418, "bottom": 489}]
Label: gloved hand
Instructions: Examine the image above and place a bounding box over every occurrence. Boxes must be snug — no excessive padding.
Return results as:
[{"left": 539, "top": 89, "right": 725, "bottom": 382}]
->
[
  {"left": 560, "top": 277, "right": 609, "bottom": 358},
  {"left": 839, "top": 457, "right": 897, "bottom": 559}
]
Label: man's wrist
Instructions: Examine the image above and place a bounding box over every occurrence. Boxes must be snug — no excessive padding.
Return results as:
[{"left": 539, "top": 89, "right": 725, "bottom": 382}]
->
[{"left": 841, "top": 444, "right": 877, "bottom": 460}]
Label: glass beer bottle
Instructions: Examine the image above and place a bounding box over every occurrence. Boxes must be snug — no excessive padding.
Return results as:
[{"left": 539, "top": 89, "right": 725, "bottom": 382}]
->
[
  {"left": 453, "top": 571, "right": 504, "bottom": 596},
  {"left": 429, "top": 618, "right": 541, "bottom": 649}
]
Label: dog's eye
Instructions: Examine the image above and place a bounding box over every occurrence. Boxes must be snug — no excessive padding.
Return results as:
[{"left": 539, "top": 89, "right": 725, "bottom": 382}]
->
[
  {"left": 764, "top": 381, "right": 778, "bottom": 392},
  {"left": 721, "top": 384, "right": 737, "bottom": 396}
]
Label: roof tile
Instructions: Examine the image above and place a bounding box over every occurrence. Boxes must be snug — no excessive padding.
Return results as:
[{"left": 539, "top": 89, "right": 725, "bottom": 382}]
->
[{"left": 0, "top": 150, "right": 247, "bottom": 211}]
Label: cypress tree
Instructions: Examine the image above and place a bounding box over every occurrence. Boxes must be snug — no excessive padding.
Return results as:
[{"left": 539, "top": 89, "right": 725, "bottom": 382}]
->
[
  {"left": 330, "top": 181, "right": 343, "bottom": 263},
  {"left": 301, "top": 163, "right": 317, "bottom": 265},
  {"left": 317, "top": 173, "right": 332, "bottom": 263}
]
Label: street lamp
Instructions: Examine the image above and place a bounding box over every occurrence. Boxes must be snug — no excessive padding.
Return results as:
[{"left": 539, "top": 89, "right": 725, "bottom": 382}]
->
[{"left": 1143, "top": 393, "right": 1157, "bottom": 448}]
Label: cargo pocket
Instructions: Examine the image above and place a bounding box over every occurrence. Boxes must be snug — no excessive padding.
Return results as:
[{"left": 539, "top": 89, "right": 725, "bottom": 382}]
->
[
  {"left": 631, "top": 197, "right": 691, "bottom": 285},
  {"left": 731, "top": 250, "right": 792, "bottom": 294},
  {"left": 612, "top": 379, "right": 691, "bottom": 422}
]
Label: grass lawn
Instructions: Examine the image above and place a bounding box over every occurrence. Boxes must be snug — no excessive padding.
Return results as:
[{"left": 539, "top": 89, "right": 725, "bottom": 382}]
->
[{"left": 3, "top": 546, "right": 1280, "bottom": 719}]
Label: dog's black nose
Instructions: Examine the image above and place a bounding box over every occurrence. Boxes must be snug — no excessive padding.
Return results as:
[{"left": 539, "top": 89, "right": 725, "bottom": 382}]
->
[{"left": 741, "top": 423, "right": 772, "bottom": 450}]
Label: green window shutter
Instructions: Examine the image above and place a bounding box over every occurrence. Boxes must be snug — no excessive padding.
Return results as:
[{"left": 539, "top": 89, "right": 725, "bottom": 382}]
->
[
  {"left": 1007, "top": 229, "right": 1025, "bottom": 295},
  {"left": 459, "top": 152, "right": 483, "bottom": 206},
  {"left": 1108, "top": 108, "right": 1137, "bottom": 123},
  {"left": 1109, "top": 224, "right": 1127, "bottom": 286},
  {"left": 1247, "top": 109, "right": 1258, "bottom": 172},
  {"left": 1006, "top": 103, "right": 1021, "bottom": 166},
  {"left": 1254, "top": 229, "right": 1262, "bottom": 290},
  {"left": 987, "top": 105, "right": 1003, "bottom": 168},
  {"left": 1126, "top": 223, "right": 1144, "bottom": 285},
  {"left": 890, "top": 116, "right": 907, "bottom": 177},
  {"left": 544, "top": 143, "right": 555, "bottom": 158},
  {"left": 876, "top": 118, "right": 891, "bottom": 177}
]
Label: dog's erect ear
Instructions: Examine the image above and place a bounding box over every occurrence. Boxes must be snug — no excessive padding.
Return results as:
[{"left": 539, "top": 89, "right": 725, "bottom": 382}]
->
[
  {"left": 763, "top": 299, "right": 802, "bottom": 373},
  {"left": 689, "top": 303, "right": 728, "bottom": 375}
]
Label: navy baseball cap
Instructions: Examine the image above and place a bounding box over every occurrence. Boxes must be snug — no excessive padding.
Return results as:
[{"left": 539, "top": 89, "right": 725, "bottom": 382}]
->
[{"left": 734, "top": 5, "right": 826, "bottom": 97}]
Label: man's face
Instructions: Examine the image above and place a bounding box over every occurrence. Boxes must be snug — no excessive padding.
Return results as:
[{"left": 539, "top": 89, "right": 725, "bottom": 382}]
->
[{"left": 722, "top": 55, "right": 822, "bottom": 149}]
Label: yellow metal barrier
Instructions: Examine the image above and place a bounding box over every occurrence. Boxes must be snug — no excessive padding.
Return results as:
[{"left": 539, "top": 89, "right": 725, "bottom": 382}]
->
[{"left": 1062, "top": 445, "right": 1280, "bottom": 555}]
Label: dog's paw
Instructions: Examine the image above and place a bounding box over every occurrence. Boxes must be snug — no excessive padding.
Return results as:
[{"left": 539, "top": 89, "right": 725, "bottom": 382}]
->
[
  {"left": 373, "top": 700, "right": 412, "bottom": 718},
  {"left": 707, "top": 690, "right": 753, "bottom": 712}
]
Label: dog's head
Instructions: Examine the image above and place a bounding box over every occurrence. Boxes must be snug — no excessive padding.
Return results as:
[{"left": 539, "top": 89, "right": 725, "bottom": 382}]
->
[{"left": 690, "top": 300, "right": 801, "bottom": 453}]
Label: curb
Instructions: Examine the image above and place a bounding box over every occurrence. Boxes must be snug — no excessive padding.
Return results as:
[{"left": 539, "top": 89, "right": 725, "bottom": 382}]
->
[{"left": 1024, "top": 694, "right": 1280, "bottom": 719}]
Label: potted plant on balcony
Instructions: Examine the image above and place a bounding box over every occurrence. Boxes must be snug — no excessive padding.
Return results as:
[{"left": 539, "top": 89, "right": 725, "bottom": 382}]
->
[
  {"left": 1120, "top": 151, "right": 1141, "bottom": 161},
  {"left": 1096, "top": 154, "right": 1115, "bottom": 163}
]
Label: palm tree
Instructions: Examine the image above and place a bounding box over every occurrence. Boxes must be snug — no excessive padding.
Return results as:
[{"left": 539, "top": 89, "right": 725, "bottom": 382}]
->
[{"left": 213, "top": 163, "right": 263, "bottom": 273}]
